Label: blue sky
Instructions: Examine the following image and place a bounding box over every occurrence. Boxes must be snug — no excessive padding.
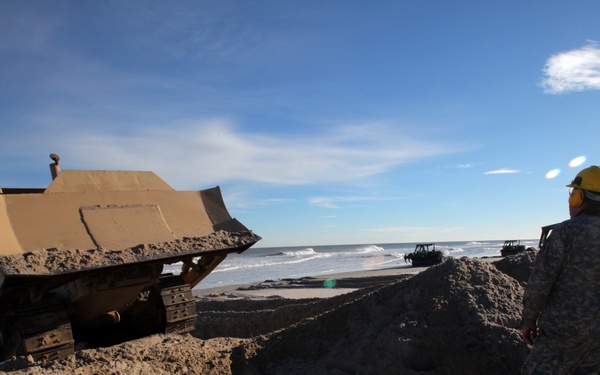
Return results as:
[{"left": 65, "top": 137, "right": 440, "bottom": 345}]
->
[{"left": 2, "top": 1, "right": 600, "bottom": 247}]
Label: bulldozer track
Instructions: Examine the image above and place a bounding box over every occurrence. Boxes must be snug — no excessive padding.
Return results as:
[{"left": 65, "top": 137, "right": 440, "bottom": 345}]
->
[
  {"left": 12, "top": 298, "right": 74, "bottom": 362},
  {"left": 157, "top": 276, "right": 196, "bottom": 334}
]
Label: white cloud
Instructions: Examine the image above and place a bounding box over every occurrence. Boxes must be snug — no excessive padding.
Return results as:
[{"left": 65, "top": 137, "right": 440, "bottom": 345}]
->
[
  {"left": 365, "top": 226, "right": 465, "bottom": 234},
  {"left": 21, "top": 120, "right": 462, "bottom": 189},
  {"left": 541, "top": 41, "right": 600, "bottom": 94},
  {"left": 484, "top": 168, "right": 519, "bottom": 175},
  {"left": 308, "top": 197, "right": 339, "bottom": 209},
  {"left": 308, "top": 195, "right": 398, "bottom": 209}
]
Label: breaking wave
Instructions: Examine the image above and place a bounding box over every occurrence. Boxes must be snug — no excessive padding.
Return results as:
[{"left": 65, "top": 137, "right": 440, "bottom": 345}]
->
[{"left": 269, "top": 248, "right": 317, "bottom": 257}]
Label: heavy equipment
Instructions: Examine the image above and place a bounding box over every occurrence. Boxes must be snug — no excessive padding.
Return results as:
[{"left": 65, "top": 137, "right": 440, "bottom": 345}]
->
[
  {"left": 500, "top": 224, "right": 558, "bottom": 257},
  {"left": 0, "top": 154, "right": 260, "bottom": 361},
  {"left": 404, "top": 243, "right": 445, "bottom": 267},
  {"left": 500, "top": 240, "right": 528, "bottom": 257}
]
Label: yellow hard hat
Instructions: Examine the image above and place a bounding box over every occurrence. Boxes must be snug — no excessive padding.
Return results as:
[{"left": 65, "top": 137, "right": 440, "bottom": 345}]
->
[{"left": 567, "top": 166, "right": 600, "bottom": 193}]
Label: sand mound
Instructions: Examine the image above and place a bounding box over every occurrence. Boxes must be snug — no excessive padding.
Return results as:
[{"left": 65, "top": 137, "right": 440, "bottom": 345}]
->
[
  {"left": 250, "top": 257, "right": 528, "bottom": 374},
  {"left": 195, "top": 274, "right": 410, "bottom": 339},
  {"left": 0, "top": 335, "right": 254, "bottom": 375},
  {"left": 493, "top": 251, "right": 537, "bottom": 286},
  {"left": 1, "top": 256, "right": 534, "bottom": 375}
]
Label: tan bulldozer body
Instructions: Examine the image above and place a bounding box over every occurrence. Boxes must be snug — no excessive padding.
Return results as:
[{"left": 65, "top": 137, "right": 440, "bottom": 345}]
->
[{"left": 0, "top": 163, "right": 259, "bottom": 361}]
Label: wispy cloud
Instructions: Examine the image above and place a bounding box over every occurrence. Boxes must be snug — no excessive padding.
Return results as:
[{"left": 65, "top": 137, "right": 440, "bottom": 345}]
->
[
  {"left": 11, "top": 120, "right": 463, "bottom": 189},
  {"left": 308, "top": 195, "right": 398, "bottom": 209},
  {"left": 308, "top": 197, "right": 340, "bottom": 209},
  {"left": 541, "top": 41, "right": 600, "bottom": 94},
  {"left": 484, "top": 168, "right": 519, "bottom": 175},
  {"left": 364, "top": 226, "right": 465, "bottom": 234}
]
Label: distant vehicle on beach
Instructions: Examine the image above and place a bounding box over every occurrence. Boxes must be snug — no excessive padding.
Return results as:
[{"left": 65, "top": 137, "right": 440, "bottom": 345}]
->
[
  {"left": 500, "top": 240, "right": 531, "bottom": 257},
  {"left": 404, "top": 243, "right": 445, "bottom": 267},
  {"left": 500, "top": 224, "right": 558, "bottom": 257}
]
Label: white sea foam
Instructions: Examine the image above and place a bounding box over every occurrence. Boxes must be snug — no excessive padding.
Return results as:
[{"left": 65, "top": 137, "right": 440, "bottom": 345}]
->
[
  {"left": 269, "top": 248, "right": 317, "bottom": 257},
  {"left": 354, "top": 245, "right": 385, "bottom": 254}
]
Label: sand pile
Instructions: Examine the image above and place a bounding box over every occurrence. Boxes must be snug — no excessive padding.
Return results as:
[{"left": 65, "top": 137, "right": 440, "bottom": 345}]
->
[
  {"left": 0, "top": 255, "right": 534, "bottom": 375},
  {"left": 195, "top": 274, "right": 411, "bottom": 339},
  {"left": 250, "top": 257, "right": 529, "bottom": 374},
  {"left": 0, "top": 335, "right": 254, "bottom": 375},
  {"left": 493, "top": 251, "right": 536, "bottom": 286},
  {"left": 0, "top": 231, "right": 259, "bottom": 275}
]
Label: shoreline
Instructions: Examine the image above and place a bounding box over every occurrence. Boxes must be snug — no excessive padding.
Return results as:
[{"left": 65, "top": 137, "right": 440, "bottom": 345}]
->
[{"left": 193, "top": 256, "right": 502, "bottom": 300}]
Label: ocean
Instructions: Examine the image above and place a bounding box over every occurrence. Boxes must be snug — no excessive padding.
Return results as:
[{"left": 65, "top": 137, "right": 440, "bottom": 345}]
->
[{"left": 163, "top": 239, "right": 538, "bottom": 291}]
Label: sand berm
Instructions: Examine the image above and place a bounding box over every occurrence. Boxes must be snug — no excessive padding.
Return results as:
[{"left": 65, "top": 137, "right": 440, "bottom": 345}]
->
[{"left": 0, "top": 252, "right": 536, "bottom": 375}]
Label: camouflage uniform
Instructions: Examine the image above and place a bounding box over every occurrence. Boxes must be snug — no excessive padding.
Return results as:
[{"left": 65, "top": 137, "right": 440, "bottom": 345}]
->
[{"left": 522, "top": 214, "right": 600, "bottom": 375}]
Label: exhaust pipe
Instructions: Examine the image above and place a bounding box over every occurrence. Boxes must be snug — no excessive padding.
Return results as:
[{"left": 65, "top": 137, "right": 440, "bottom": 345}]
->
[{"left": 49, "top": 153, "right": 61, "bottom": 180}]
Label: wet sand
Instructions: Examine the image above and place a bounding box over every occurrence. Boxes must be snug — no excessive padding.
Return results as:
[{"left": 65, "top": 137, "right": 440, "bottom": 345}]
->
[{"left": 193, "top": 256, "right": 499, "bottom": 300}]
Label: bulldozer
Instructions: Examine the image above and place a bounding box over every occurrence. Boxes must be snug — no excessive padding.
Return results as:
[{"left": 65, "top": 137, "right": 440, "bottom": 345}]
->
[{"left": 0, "top": 154, "right": 260, "bottom": 362}]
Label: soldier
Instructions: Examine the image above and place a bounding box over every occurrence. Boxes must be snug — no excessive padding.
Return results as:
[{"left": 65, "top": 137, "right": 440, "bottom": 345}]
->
[{"left": 522, "top": 165, "right": 600, "bottom": 375}]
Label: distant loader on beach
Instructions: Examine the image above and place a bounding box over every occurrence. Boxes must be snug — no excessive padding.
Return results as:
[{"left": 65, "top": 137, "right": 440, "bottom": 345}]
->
[{"left": 404, "top": 243, "right": 445, "bottom": 267}]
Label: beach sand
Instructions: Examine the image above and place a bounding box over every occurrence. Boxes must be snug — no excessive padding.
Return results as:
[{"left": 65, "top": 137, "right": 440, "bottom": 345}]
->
[
  {"left": 193, "top": 263, "right": 427, "bottom": 300},
  {"left": 0, "top": 253, "right": 536, "bottom": 375}
]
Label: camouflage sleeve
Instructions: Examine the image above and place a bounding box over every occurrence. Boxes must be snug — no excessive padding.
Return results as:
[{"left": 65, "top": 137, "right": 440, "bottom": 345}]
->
[{"left": 522, "top": 225, "right": 568, "bottom": 327}]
